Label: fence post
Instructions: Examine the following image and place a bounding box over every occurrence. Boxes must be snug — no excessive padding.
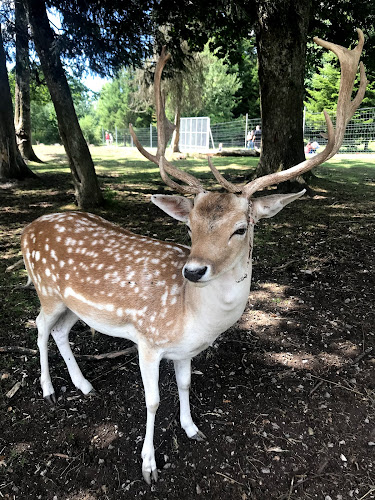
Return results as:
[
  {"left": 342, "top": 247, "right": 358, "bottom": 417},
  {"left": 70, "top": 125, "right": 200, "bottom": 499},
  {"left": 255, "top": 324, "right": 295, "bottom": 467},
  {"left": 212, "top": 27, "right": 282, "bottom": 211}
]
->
[
  {"left": 245, "top": 113, "right": 248, "bottom": 148},
  {"left": 150, "top": 124, "right": 153, "bottom": 148},
  {"left": 115, "top": 125, "right": 118, "bottom": 146},
  {"left": 208, "top": 125, "right": 215, "bottom": 149},
  {"left": 303, "top": 106, "right": 306, "bottom": 140}
]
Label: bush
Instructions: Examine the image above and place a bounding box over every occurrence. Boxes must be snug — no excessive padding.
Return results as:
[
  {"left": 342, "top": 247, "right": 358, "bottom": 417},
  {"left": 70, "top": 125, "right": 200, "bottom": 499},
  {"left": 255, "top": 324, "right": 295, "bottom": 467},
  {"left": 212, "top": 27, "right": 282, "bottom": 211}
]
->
[{"left": 79, "top": 114, "right": 102, "bottom": 145}]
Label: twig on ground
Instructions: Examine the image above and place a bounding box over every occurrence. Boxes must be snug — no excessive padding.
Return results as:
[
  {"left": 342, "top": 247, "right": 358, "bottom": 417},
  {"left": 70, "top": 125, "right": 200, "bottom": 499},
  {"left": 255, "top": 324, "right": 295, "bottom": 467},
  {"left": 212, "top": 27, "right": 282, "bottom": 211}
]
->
[
  {"left": 5, "top": 259, "right": 24, "bottom": 272},
  {"left": 215, "top": 471, "right": 245, "bottom": 486},
  {"left": 309, "top": 374, "right": 372, "bottom": 400},
  {"left": 358, "top": 487, "right": 375, "bottom": 500},
  {"left": 90, "top": 355, "right": 138, "bottom": 383},
  {"left": 0, "top": 345, "right": 137, "bottom": 360}
]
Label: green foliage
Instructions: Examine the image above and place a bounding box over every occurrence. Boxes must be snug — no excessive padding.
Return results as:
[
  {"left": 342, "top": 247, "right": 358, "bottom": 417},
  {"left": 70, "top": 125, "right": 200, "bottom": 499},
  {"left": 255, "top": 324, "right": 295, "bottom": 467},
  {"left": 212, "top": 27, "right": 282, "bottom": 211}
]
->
[
  {"left": 97, "top": 68, "right": 152, "bottom": 130},
  {"left": 305, "top": 51, "right": 375, "bottom": 115},
  {"left": 305, "top": 52, "right": 339, "bottom": 114},
  {"left": 24, "top": 66, "right": 100, "bottom": 145},
  {"left": 67, "top": 75, "right": 95, "bottom": 119},
  {"left": 226, "top": 38, "right": 260, "bottom": 119},
  {"left": 31, "top": 101, "right": 60, "bottom": 144},
  {"left": 79, "top": 113, "right": 101, "bottom": 145},
  {"left": 47, "top": 0, "right": 155, "bottom": 76},
  {"left": 198, "top": 46, "right": 242, "bottom": 123},
  {"left": 29, "top": 63, "right": 51, "bottom": 105},
  {"left": 97, "top": 43, "right": 242, "bottom": 128}
]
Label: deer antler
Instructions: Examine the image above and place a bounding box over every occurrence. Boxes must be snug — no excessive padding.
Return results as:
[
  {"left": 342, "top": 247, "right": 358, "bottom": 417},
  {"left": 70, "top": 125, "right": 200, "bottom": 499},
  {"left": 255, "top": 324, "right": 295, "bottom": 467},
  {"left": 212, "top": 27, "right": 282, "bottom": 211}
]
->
[
  {"left": 314, "top": 28, "right": 367, "bottom": 160},
  {"left": 240, "top": 28, "right": 367, "bottom": 198},
  {"left": 132, "top": 31, "right": 366, "bottom": 198},
  {"left": 129, "top": 47, "right": 204, "bottom": 195}
]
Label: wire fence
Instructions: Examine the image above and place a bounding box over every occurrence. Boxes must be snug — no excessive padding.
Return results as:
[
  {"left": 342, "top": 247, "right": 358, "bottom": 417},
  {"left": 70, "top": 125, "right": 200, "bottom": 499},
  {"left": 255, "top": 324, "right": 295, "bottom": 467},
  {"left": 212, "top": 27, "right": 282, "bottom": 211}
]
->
[{"left": 102, "top": 106, "right": 375, "bottom": 153}]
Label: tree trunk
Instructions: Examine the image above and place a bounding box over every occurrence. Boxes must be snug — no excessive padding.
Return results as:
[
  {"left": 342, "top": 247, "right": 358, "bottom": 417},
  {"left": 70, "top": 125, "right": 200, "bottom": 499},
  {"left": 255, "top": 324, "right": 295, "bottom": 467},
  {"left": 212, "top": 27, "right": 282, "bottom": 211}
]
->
[
  {"left": 255, "top": 0, "right": 311, "bottom": 189},
  {"left": 24, "top": 0, "right": 103, "bottom": 209},
  {"left": 171, "top": 77, "right": 183, "bottom": 153},
  {"left": 0, "top": 24, "right": 36, "bottom": 180},
  {"left": 14, "top": 0, "right": 42, "bottom": 163}
]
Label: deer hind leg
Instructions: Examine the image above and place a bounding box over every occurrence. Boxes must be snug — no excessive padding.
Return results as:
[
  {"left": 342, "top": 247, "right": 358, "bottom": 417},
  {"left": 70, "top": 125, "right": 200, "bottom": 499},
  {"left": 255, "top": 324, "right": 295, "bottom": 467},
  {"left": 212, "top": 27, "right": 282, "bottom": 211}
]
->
[
  {"left": 138, "top": 343, "right": 161, "bottom": 484},
  {"left": 36, "top": 305, "right": 66, "bottom": 403},
  {"left": 174, "top": 358, "right": 206, "bottom": 441},
  {"left": 50, "top": 309, "right": 94, "bottom": 395}
]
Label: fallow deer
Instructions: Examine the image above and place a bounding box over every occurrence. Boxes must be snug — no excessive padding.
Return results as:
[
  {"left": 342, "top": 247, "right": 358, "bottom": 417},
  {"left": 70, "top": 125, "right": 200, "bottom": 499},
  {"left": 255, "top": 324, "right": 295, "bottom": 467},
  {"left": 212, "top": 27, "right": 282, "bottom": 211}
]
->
[{"left": 21, "top": 30, "right": 367, "bottom": 483}]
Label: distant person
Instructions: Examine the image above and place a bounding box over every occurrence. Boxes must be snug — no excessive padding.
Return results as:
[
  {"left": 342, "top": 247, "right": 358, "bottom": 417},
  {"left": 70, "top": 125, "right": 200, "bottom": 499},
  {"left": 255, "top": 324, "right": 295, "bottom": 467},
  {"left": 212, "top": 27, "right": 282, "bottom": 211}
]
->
[
  {"left": 109, "top": 133, "right": 113, "bottom": 145},
  {"left": 246, "top": 130, "right": 254, "bottom": 149},
  {"left": 305, "top": 141, "right": 313, "bottom": 154},
  {"left": 105, "top": 131, "right": 110, "bottom": 145},
  {"left": 311, "top": 141, "right": 320, "bottom": 153},
  {"left": 253, "top": 125, "right": 262, "bottom": 150},
  {"left": 218, "top": 142, "right": 223, "bottom": 152}
]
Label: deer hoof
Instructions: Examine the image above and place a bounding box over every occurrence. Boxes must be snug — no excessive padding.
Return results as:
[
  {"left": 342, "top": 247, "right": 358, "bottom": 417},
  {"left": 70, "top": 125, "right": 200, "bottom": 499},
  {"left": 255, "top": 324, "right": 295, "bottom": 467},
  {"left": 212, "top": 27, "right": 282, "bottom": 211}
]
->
[
  {"left": 44, "top": 392, "right": 57, "bottom": 405},
  {"left": 85, "top": 388, "right": 99, "bottom": 398},
  {"left": 142, "top": 468, "right": 158, "bottom": 485},
  {"left": 191, "top": 430, "right": 207, "bottom": 442}
]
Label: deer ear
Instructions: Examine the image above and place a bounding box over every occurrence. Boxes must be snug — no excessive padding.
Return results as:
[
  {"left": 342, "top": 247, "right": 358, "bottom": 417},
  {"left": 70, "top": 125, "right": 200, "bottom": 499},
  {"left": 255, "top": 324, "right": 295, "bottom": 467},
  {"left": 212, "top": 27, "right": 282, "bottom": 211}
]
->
[
  {"left": 252, "top": 190, "right": 306, "bottom": 222},
  {"left": 151, "top": 194, "right": 193, "bottom": 222}
]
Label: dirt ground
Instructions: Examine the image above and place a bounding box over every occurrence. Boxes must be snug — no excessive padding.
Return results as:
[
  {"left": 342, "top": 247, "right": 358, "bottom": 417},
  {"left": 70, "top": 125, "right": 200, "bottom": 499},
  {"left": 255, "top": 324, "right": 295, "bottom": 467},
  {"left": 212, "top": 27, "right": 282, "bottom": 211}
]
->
[{"left": 0, "top": 152, "right": 375, "bottom": 499}]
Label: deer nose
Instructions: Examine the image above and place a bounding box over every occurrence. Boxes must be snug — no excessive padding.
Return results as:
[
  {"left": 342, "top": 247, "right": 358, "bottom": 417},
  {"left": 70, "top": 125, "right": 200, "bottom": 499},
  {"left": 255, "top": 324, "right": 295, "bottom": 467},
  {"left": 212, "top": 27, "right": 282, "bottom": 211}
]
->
[{"left": 183, "top": 265, "right": 208, "bottom": 282}]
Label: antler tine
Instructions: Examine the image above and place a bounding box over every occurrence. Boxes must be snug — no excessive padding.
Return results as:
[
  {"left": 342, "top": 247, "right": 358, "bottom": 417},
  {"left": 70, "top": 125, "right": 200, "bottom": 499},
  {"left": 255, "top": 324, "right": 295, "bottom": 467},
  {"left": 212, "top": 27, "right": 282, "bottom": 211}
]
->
[
  {"left": 159, "top": 157, "right": 203, "bottom": 194},
  {"left": 129, "top": 123, "right": 204, "bottom": 193},
  {"left": 242, "top": 29, "right": 367, "bottom": 199},
  {"left": 242, "top": 112, "right": 335, "bottom": 198},
  {"left": 207, "top": 156, "right": 242, "bottom": 193},
  {"left": 129, "top": 46, "right": 205, "bottom": 195},
  {"left": 163, "top": 158, "right": 205, "bottom": 192},
  {"left": 129, "top": 123, "right": 157, "bottom": 164}
]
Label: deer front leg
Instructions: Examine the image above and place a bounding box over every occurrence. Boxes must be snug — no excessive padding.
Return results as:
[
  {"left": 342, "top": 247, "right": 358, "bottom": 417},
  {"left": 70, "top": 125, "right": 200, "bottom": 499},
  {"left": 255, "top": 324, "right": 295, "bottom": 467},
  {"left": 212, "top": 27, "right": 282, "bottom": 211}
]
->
[
  {"left": 174, "top": 358, "right": 206, "bottom": 441},
  {"left": 138, "top": 345, "right": 161, "bottom": 484}
]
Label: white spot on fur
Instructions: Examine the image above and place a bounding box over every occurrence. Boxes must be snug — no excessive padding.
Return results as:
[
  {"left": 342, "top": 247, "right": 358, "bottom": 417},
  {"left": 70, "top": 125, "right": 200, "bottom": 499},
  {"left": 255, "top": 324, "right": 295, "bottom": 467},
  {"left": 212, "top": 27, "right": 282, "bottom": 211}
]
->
[{"left": 161, "top": 290, "right": 168, "bottom": 306}]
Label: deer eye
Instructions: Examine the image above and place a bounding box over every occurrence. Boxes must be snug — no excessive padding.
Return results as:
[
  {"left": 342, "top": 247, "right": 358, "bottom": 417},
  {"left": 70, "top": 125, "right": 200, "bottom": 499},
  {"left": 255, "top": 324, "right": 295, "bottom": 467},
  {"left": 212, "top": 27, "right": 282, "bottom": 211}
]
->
[{"left": 232, "top": 227, "right": 247, "bottom": 237}]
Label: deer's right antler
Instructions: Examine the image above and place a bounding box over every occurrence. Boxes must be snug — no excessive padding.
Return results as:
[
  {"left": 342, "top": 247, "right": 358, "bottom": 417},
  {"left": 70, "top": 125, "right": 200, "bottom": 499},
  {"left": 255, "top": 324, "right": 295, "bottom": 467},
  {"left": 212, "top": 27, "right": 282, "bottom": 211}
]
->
[{"left": 241, "top": 28, "right": 367, "bottom": 198}]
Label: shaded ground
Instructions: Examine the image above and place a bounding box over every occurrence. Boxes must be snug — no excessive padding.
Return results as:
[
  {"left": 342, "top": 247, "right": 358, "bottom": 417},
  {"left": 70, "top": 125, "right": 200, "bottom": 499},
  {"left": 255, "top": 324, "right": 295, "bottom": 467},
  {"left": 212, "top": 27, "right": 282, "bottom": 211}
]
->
[{"left": 1, "top": 148, "right": 375, "bottom": 499}]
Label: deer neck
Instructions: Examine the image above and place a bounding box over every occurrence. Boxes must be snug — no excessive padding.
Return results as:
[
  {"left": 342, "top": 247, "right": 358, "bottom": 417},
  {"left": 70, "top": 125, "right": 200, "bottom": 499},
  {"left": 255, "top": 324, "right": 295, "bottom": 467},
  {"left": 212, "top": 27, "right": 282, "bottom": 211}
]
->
[{"left": 184, "top": 236, "right": 253, "bottom": 333}]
